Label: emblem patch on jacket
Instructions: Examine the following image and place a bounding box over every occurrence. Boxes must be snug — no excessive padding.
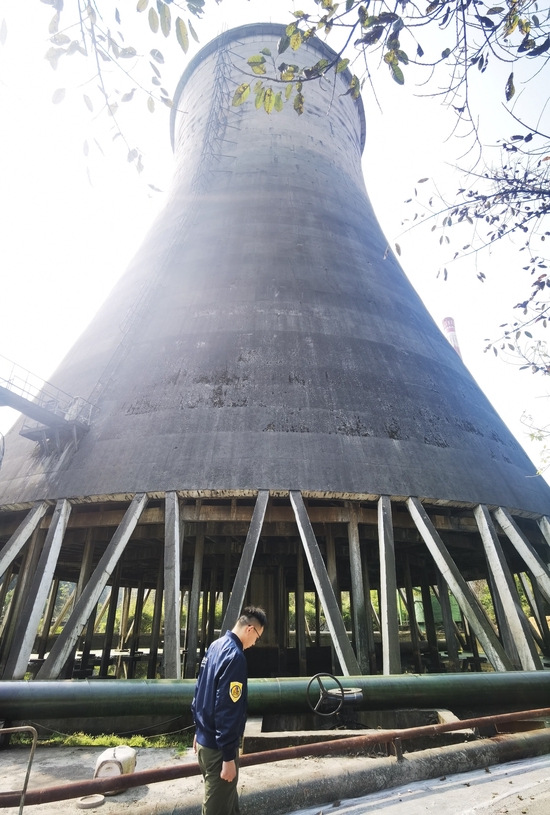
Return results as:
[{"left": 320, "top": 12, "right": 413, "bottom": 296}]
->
[{"left": 229, "top": 682, "right": 243, "bottom": 702}]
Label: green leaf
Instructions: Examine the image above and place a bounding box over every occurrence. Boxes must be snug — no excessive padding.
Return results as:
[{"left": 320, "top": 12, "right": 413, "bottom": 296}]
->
[
  {"left": 441, "top": 47, "right": 451, "bottom": 58},
  {"left": 255, "top": 89, "right": 265, "bottom": 109},
  {"left": 290, "top": 30, "right": 303, "bottom": 51},
  {"left": 149, "top": 7, "right": 159, "bottom": 33},
  {"left": 150, "top": 48, "right": 164, "bottom": 63},
  {"left": 159, "top": 2, "right": 171, "bottom": 36},
  {"left": 160, "top": 96, "right": 173, "bottom": 108},
  {"left": 261, "top": 47, "right": 272, "bottom": 56},
  {"left": 505, "top": 72, "right": 515, "bottom": 101},
  {"left": 426, "top": 1, "right": 439, "bottom": 12},
  {"left": 278, "top": 35, "right": 290, "bottom": 54},
  {"left": 294, "top": 92, "right": 304, "bottom": 115},
  {"left": 395, "top": 243, "right": 401, "bottom": 256},
  {"left": 232, "top": 83, "right": 250, "bottom": 107},
  {"left": 120, "top": 47, "right": 137, "bottom": 58},
  {"left": 83, "top": 94, "right": 93, "bottom": 111},
  {"left": 137, "top": 0, "right": 149, "bottom": 10},
  {"left": 486, "top": 6, "right": 504, "bottom": 12},
  {"left": 52, "top": 87, "right": 66, "bottom": 104},
  {"left": 147, "top": 96, "right": 155, "bottom": 112},
  {"left": 248, "top": 54, "right": 267, "bottom": 75},
  {"left": 336, "top": 58, "right": 349, "bottom": 72},
  {"left": 396, "top": 50, "right": 409, "bottom": 65},
  {"left": 390, "top": 62, "right": 404, "bottom": 84},
  {"left": 285, "top": 82, "right": 293, "bottom": 100},
  {"left": 264, "top": 87, "right": 275, "bottom": 113},
  {"left": 176, "top": 17, "right": 189, "bottom": 52},
  {"left": 274, "top": 92, "right": 283, "bottom": 112},
  {"left": 122, "top": 88, "right": 136, "bottom": 102},
  {"left": 189, "top": 18, "right": 199, "bottom": 42}
]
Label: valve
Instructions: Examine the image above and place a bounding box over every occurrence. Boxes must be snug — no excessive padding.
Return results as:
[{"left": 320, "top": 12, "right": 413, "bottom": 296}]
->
[{"left": 306, "top": 673, "right": 345, "bottom": 716}]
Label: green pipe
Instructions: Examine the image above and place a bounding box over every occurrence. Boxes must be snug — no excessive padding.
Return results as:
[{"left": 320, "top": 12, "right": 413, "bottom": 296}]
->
[{"left": 1, "top": 673, "right": 550, "bottom": 721}]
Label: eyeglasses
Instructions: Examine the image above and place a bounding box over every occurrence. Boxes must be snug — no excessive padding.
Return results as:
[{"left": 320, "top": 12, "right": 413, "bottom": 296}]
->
[{"left": 250, "top": 625, "right": 262, "bottom": 641}]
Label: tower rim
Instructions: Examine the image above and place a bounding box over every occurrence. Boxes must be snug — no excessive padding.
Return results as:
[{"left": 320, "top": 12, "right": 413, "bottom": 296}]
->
[{"left": 169, "top": 21, "right": 367, "bottom": 154}]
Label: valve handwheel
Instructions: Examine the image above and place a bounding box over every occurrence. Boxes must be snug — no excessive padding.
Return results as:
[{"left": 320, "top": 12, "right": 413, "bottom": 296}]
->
[{"left": 306, "top": 672, "right": 345, "bottom": 716}]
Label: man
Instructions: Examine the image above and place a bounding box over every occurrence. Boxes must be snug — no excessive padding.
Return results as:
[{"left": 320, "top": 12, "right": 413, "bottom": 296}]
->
[{"left": 191, "top": 606, "right": 267, "bottom": 815}]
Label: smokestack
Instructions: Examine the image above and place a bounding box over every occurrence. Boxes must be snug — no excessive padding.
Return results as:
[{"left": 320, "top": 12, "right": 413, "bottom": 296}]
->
[{"left": 442, "top": 317, "right": 463, "bottom": 359}]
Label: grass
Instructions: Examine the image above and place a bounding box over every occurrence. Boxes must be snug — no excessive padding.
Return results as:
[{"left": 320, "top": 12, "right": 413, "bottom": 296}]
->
[{"left": 9, "top": 730, "right": 194, "bottom": 753}]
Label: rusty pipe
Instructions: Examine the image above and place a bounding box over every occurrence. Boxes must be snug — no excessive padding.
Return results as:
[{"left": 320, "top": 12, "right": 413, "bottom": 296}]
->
[{"left": 1, "top": 707, "right": 550, "bottom": 808}]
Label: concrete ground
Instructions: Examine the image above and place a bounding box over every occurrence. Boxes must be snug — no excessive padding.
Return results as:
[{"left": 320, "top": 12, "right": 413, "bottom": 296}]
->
[{"left": 1, "top": 741, "right": 550, "bottom": 815}]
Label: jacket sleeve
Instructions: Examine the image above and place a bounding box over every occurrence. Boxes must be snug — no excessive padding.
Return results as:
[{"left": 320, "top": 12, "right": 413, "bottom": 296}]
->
[{"left": 214, "top": 653, "right": 247, "bottom": 761}]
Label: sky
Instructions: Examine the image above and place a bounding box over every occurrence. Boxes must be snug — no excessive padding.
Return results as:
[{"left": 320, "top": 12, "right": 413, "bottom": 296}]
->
[{"left": 0, "top": 0, "right": 549, "bottom": 480}]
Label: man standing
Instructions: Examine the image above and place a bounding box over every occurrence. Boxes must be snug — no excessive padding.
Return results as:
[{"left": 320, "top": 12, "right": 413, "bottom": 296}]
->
[{"left": 191, "top": 606, "right": 267, "bottom": 815}]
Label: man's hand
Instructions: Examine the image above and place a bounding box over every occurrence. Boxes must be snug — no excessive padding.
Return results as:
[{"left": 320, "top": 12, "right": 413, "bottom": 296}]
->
[{"left": 220, "top": 759, "right": 236, "bottom": 782}]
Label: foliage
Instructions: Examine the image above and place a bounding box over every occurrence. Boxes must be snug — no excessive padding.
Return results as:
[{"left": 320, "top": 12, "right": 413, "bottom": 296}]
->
[{"left": 9, "top": 729, "right": 194, "bottom": 750}]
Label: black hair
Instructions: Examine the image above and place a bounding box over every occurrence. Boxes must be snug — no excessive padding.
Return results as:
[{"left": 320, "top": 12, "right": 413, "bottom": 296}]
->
[{"left": 239, "top": 606, "right": 267, "bottom": 629}]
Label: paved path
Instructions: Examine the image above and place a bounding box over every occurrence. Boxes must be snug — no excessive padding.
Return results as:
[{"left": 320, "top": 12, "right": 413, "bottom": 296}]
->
[{"left": 1, "top": 745, "right": 550, "bottom": 815}]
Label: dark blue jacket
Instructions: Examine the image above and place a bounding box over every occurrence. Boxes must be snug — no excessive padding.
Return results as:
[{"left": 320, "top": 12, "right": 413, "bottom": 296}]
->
[{"left": 191, "top": 631, "right": 248, "bottom": 761}]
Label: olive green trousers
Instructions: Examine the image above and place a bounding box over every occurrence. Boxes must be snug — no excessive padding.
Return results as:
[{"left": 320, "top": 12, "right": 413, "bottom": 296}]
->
[{"left": 196, "top": 744, "right": 241, "bottom": 815}]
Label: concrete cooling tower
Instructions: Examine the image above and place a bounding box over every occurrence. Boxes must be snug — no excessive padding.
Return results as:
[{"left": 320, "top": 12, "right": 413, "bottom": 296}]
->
[{"left": 1, "top": 23, "right": 549, "bottom": 685}]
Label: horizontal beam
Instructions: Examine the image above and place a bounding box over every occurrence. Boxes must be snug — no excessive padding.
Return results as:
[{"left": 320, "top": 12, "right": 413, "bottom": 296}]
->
[{"left": 1, "top": 505, "right": 482, "bottom": 536}]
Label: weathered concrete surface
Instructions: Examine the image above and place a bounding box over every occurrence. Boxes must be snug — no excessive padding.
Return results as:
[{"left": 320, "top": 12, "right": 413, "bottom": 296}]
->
[
  {"left": 1, "top": 732, "right": 550, "bottom": 815},
  {"left": 1, "top": 23, "right": 548, "bottom": 514}
]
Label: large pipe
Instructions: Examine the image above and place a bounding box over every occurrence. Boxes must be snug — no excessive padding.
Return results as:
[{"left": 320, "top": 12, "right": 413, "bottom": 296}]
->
[
  {"left": 1, "top": 709, "right": 550, "bottom": 807},
  {"left": 1, "top": 673, "right": 550, "bottom": 720}
]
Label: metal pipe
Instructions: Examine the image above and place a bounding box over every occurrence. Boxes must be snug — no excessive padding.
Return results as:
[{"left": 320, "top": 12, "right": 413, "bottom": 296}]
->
[
  {"left": 2, "top": 673, "right": 550, "bottom": 720},
  {"left": 1, "top": 708, "right": 550, "bottom": 807}
]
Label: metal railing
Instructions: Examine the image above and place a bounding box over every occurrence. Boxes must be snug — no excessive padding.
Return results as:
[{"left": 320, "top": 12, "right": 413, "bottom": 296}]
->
[{"left": 0, "top": 355, "right": 95, "bottom": 428}]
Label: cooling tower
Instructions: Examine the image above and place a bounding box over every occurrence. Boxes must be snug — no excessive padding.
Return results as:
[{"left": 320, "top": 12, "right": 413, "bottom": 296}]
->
[{"left": 0, "top": 24, "right": 549, "bottom": 686}]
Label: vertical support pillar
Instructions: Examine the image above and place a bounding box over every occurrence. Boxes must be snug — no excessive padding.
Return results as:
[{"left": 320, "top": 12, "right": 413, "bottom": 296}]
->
[
  {"left": 403, "top": 554, "right": 423, "bottom": 673},
  {"left": 296, "top": 544, "right": 307, "bottom": 676},
  {"left": 184, "top": 524, "right": 205, "bottom": 679},
  {"left": 348, "top": 503, "right": 368, "bottom": 674},
  {"left": 164, "top": 491, "right": 181, "bottom": 679},
  {"left": 222, "top": 542, "right": 231, "bottom": 624},
  {"left": 474, "top": 504, "right": 541, "bottom": 670},
  {"left": 435, "top": 575, "right": 461, "bottom": 671},
  {"left": 378, "top": 496, "right": 400, "bottom": 675},
  {"left": 127, "top": 582, "right": 144, "bottom": 679},
  {"left": 419, "top": 571, "right": 441, "bottom": 671},
  {"left": 148, "top": 556, "right": 164, "bottom": 679},
  {"left": 207, "top": 561, "right": 217, "bottom": 645},
  {"left": 361, "top": 546, "right": 377, "bottom": 674},
  {"left": 526, "top": 571, "right": 550, "bottom": 656},
  {"left": 4, "top": 498, "right": 71, "bottom": 680},
  {"left": 277, "top": 565, "right": 286, "bottom": 675},
  {"left": 99, "top": 560, "right": 122, "bottom": 678}
]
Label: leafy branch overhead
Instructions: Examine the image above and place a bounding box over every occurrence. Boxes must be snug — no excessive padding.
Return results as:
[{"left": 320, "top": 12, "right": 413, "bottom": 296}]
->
[{"left": 37, "top": 0, "right": 204, "bottom": 177}]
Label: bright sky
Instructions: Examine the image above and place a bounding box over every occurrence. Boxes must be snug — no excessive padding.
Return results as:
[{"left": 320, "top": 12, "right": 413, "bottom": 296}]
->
[{"left": 0, "top": 1, "right": 548, "bottom": 481}]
